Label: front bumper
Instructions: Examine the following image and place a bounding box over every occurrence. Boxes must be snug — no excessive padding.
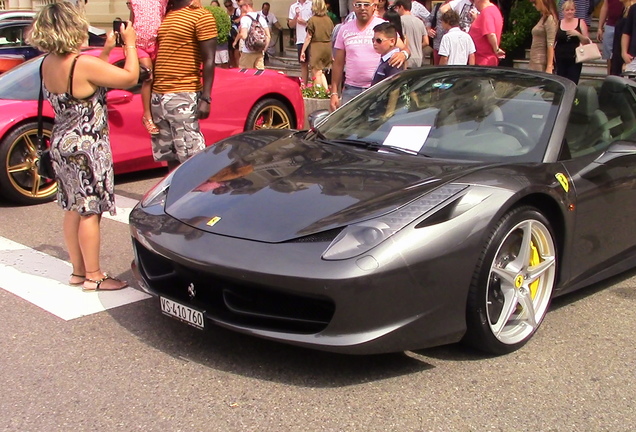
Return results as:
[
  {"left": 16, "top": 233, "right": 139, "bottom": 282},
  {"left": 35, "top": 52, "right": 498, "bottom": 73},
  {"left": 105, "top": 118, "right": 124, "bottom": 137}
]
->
[{"left": 129, "top": 206, "right": 481, "bottom": 354}]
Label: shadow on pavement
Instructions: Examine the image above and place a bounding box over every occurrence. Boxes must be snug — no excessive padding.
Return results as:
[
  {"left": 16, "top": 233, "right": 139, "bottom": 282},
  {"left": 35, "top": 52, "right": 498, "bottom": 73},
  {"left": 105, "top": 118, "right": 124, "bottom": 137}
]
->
[
  {"left": 106, "top": 264, "right": 636, "bottom": 386},
  {"left": 108, "top": 296, "right": 438, "bottom": 388}
]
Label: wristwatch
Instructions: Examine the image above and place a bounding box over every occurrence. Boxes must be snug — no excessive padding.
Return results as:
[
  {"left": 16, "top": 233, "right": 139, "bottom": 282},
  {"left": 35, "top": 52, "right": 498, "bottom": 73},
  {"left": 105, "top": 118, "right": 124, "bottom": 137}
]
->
[
  {"left": 401, "top": 50, "right": 411, "bottom": 60},
  {"left": 200, "top": 95, "right": 211, "bottom": 104}
]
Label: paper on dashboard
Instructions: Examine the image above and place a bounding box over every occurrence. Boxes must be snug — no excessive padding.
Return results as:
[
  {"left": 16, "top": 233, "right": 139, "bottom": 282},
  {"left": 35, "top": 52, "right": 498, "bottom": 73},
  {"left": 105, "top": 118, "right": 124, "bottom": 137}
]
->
[{"left": 383, "top": 126, "right": 431, "bottom": 153}]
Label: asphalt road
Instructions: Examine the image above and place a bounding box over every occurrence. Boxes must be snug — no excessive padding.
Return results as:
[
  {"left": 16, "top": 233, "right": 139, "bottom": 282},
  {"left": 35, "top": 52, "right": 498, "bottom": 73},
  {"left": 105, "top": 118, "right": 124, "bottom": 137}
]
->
[{"left": 1, "top": 169, "right": 635, "bottom": 431}]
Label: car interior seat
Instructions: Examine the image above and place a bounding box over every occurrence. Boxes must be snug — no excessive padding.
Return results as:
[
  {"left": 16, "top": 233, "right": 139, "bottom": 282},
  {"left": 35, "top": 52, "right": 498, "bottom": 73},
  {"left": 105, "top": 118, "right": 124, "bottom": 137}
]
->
[
  {"left": 437, "top": 79, "right": 503, "bottom": 131},
  {"left": 565, "top": 85, "right": 610, "bottom": 157},
  {"left": 598, "top": 75, "right": 636, "bottom": 141}
]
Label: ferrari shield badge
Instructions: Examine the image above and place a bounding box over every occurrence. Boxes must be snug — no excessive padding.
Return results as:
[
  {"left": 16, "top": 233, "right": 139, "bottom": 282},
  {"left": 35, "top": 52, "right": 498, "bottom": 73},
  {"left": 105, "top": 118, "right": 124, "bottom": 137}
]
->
[
  {"left": 206, "top": 216, "right": 221, "bottom": 227},
  {"left": 555, "top": 173, "right": 569, "bottom": 193}
]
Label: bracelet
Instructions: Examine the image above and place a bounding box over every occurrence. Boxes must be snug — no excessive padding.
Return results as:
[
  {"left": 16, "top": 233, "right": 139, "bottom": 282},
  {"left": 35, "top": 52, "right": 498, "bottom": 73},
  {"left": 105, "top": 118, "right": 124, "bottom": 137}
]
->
[
  {"left": 400, "top": 50, "right": 410, "bottom": 60},
  {"left": 200, "top": 95, "right": 211, "bottom": 104},
  {"left": 330, "top": 92, "right": 339, "bottom": 97},
  {"left": 125, "top": 45, "right": 137, "bottom": 50}
]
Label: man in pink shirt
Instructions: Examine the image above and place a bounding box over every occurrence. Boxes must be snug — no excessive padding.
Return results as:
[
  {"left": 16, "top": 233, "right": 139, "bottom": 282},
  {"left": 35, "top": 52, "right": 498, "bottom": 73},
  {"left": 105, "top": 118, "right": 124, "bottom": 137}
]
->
[
  {"left": 468, "top": 0, "right": 503, "bottom": 66},
  {"left": 330, "top": 0, "right": 409, "bottom": 110}
]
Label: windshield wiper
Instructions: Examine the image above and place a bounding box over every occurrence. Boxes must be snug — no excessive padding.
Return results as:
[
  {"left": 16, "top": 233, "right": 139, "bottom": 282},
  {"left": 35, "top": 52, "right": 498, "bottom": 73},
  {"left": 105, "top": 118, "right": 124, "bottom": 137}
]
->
[{"left": 327, "top": 138, "right": 417, "bottom": 155}]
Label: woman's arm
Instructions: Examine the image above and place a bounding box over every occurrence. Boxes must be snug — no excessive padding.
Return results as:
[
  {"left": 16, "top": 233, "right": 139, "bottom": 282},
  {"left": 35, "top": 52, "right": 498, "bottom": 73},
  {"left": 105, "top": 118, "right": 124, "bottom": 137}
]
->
[
  {"left": 545, "top": 15, "right": 556, "bottom": 72},
  {"left": 99, "top": 30, "right": 117, "bottom": 62},
  {"left": 579, "top": 20, "right": 590, "bottom": 42},
  {"left": 300, "top": 32, "right": 312, "bottom": 62},
  {"left": 88, "top": 21, "right": 139, "bottom": 89}
]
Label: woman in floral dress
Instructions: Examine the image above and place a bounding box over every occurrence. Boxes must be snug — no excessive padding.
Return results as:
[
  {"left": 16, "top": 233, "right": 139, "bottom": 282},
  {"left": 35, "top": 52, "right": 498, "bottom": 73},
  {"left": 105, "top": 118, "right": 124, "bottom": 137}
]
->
[
  {"left": 27, "top": 2, "right": 140, "bottom": 290},
  {"left": 128, "top": 0, "right": 170, "bottom": 134}
]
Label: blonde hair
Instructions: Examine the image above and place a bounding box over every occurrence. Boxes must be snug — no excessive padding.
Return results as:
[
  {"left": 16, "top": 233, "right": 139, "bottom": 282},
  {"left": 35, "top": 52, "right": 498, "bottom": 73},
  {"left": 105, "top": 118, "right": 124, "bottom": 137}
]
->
[
  {"left": 27, "top": 2, "right": 89, "bottom": 55},
  {"left": 312, "top": 0, "right": 328, "bottom": 16},
  {"left": 561, "top": 0, "right": 576, "bottom": 12}
]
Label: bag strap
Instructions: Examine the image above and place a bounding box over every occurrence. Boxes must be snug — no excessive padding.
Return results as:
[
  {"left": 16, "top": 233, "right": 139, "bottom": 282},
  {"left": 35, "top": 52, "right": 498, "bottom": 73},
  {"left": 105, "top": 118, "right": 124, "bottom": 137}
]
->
[
  {"left": 431, "top": 2, "right": 441, "bottom": 29},
  {"left": 37, "top": 57, "right": 45, "bottom": 142}
]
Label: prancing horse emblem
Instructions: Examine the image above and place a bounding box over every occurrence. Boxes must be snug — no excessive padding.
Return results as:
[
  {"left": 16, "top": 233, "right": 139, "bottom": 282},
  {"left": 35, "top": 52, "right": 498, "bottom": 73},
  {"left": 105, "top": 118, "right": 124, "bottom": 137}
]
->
[{"left": 187, "top": 283, "right": 196, "bottom": 299}]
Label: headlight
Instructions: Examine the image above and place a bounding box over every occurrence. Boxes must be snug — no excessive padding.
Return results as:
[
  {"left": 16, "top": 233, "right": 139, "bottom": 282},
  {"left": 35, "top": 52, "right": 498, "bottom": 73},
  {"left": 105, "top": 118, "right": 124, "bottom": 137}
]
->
[
  {"left": 140, "top": 170, "right": 176, "bottom": 208},
  {"left": 322, "top": 184, "right": 467, "bottom": 260}
]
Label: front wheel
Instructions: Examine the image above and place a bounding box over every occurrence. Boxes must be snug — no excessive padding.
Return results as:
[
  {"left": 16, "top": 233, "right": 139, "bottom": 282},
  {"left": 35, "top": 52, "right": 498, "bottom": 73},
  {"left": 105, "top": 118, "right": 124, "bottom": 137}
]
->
[
  {"left": 0, "top": 121, "right": 57, "bottom": 205},
  {"left": 463, "top": 206, "right": 557, "bottom": 355},
  {"left": 245, "top": 98, "right": 294, "bottom": 131}
]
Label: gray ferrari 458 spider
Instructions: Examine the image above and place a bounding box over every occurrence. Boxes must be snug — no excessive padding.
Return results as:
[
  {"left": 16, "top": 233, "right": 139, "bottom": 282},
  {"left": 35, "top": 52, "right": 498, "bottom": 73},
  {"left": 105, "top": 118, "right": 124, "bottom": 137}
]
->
[{"left": 130, "top": 67, "right": 636, "bottom": 355}]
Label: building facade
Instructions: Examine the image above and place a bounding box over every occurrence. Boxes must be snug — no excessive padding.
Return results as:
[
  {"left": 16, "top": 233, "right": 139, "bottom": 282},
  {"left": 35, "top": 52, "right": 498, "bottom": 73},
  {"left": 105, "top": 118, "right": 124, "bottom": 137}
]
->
[{"left": 0, "top": 0, "right": 296, "bottom": 30}]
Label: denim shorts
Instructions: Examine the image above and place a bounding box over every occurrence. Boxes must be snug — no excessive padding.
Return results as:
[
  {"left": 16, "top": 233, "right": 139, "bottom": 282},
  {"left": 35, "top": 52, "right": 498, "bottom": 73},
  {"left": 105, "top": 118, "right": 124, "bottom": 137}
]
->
[
  {"left": 341, "top": 84, "right": 367, "bottom": 104},
  {"left": 602, "top": 25, "right": 615, "bottom": 60}
]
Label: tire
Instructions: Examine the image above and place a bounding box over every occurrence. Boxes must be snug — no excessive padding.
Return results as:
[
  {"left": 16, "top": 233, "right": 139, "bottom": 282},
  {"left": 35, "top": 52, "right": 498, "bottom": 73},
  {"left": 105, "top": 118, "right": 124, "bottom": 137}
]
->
[
  {"left": 245, "top": 98, "right": 295, "bottom": 131},
  {"left": 0, "top": 121, "right": 57, "bottom": 205},
  {"left": 463, "top": 206, "right": 557, "bottom": 355}
]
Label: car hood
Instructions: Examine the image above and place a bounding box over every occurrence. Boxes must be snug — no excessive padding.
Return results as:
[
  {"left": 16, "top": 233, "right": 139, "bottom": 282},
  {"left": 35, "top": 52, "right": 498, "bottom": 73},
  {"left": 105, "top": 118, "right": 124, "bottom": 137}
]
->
[{"left": 165, "top": 131, "right": 486, "bottom": 242}]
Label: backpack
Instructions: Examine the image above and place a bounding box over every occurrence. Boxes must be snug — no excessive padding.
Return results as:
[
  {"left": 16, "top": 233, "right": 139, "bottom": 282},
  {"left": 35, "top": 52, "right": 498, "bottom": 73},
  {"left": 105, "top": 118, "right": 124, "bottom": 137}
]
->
[{"left": 245, "top": 14, "right": 267, "bottom": 52}]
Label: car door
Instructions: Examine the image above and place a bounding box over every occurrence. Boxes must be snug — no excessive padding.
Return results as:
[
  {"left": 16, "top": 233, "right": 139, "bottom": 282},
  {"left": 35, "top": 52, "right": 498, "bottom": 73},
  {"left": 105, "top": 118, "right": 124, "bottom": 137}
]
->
[{"left": 560, "top": 80, "right": 636, "bottom": 284}]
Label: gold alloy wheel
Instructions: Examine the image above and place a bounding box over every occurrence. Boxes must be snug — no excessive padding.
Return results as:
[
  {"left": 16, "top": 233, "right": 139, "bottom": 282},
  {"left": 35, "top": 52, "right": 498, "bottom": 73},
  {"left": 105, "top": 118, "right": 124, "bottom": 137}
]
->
[
  {"left": 252, "top": 104, "right": 292, "bottom": 130},
  {"left": 3, "top": 126, "right": 57, "bottom": 202}
]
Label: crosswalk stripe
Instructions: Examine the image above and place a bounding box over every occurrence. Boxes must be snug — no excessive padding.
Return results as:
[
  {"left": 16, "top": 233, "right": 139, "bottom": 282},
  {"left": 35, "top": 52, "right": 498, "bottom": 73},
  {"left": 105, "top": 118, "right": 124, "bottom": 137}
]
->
[{"left": 0, "top": 236, "right": 150, "bottom": 321}]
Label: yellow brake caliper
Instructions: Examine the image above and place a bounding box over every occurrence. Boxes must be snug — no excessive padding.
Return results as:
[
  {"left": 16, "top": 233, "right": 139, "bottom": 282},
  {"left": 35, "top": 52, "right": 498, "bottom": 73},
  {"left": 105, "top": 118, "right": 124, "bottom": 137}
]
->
[{"left": 529, "top": 242, "right": 540, "bottom": 299}]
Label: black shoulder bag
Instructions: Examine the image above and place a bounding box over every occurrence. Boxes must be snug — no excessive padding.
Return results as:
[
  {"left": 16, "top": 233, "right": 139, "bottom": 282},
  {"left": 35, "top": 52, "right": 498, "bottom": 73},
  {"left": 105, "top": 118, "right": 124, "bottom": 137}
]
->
[
  {"left": 37, "top": 58, "right": 55, "bottom": 180},
  {"left": 430, "top": 2, "right": 442, "bottom": 30}
]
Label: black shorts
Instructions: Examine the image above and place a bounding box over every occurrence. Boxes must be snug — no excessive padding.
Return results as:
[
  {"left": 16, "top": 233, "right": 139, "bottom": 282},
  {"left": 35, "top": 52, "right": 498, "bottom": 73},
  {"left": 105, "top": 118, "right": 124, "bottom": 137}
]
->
[{"left": 296, "top": 43, "right": 309, "bottom": 64}]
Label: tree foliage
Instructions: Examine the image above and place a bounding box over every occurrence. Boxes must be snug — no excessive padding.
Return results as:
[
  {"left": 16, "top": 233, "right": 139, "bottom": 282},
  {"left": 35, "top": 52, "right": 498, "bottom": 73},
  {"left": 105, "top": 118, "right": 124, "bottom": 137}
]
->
[
  {"left": 500, "top": 0, "right": 541, "bottom": 54},
  {"left": 205, "top": 6, "right": 231, "bottom": 45}
]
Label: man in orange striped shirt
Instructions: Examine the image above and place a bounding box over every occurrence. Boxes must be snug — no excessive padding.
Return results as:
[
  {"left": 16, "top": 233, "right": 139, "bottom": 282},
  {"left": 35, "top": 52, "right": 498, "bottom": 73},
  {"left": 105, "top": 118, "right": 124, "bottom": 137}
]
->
[{"left": 151, "top": 0, "right": 218, "bottom": 170}]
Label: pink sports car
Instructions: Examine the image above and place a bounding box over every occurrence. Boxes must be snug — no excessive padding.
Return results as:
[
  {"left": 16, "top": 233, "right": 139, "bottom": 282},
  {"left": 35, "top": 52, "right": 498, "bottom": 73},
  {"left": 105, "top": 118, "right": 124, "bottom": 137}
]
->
[{"left": 0, "top": 48, "right": 305, "bottom": 204}]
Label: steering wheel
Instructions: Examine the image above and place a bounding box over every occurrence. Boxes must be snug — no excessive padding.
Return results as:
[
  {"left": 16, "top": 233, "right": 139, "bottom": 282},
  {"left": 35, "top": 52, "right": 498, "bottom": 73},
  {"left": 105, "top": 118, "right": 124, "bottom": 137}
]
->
[{"left": 491, "top": 121, "right": 533, "bottom": 149}]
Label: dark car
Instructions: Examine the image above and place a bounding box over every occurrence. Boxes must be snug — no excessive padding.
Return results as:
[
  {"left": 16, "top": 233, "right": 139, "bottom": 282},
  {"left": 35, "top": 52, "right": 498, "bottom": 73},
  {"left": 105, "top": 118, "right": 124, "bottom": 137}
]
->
[
  {"left": 130, "top": 66, "right": 636, "bottom": 355},
  {"left": 0, "top": 19, "right": 105, "bottom": 72}
]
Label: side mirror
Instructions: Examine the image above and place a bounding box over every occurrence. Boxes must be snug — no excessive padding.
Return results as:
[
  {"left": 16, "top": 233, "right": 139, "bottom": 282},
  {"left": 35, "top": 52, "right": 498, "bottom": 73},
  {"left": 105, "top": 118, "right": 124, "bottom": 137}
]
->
[{"left": 308, "top": 109, "right": 329, "bottom": 129}]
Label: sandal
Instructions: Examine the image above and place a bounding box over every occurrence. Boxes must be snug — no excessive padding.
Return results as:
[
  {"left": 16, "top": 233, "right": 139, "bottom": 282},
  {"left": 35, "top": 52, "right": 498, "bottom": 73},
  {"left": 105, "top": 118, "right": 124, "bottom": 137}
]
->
[
  {"left": 142, "top": 116, "right": 159, "bottom": 135},
  {"left": 82, "top": 273, "right": 128, "bottom": 292},
  {"left": 69, "top": 273, "right": 85, "bottom": 286}
]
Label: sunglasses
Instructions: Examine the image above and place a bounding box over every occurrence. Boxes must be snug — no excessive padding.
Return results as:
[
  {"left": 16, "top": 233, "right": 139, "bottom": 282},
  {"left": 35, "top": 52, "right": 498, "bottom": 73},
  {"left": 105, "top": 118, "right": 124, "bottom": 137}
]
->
[
  {"left": 354, "top": 2, "right": 373, "bottom": 7},
  {"left": 373, "top": 37, "right": 389, "bottom": 43}
]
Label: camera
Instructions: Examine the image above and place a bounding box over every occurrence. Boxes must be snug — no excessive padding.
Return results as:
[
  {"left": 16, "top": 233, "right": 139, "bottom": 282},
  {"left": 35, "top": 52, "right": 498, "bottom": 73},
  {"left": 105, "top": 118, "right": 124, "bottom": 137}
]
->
[{"left": 112, "top": 19, "right": 124, "bottom": 47}]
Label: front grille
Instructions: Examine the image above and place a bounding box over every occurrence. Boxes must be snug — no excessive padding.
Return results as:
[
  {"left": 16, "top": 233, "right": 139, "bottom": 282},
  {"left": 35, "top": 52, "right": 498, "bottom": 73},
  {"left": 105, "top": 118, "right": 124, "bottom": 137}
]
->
[{"left": 133, "top": 239, "right": 335, "bottom": 334}]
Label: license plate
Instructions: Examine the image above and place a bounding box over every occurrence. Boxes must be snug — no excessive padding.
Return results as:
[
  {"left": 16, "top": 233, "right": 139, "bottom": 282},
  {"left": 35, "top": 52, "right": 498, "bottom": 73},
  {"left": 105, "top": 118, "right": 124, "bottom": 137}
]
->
[{"left": 160, "top": 297, "right": 205, "bottom": 330}]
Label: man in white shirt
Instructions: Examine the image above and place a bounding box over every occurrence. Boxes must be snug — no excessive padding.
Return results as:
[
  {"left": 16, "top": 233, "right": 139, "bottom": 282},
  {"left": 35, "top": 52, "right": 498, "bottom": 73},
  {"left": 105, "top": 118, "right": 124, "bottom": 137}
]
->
[
  {"left": 288, "top": 0, "right": 313, "bottom": 84},
  {"left": 234, "top": 0, "right": 271, "bottom": 69}
]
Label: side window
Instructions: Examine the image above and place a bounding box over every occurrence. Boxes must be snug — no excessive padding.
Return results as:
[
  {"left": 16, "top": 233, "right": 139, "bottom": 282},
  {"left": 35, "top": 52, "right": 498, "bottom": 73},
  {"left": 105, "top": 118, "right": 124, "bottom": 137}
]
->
[
  {"left": 565, "top": 84, "right": 614, "bottom": 158},
  {"left": 0, "top": 26, "right": 22, "bottom": 47},
  {"left": 598, "top": 77, "right": 636, "bottom": 142}
]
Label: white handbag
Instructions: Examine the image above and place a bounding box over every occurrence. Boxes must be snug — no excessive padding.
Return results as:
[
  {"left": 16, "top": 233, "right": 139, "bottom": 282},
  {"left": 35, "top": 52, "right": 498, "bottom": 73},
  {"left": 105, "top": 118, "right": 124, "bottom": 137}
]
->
[{"left": 575, "top": 43, "right": 601, "bottom": 63}]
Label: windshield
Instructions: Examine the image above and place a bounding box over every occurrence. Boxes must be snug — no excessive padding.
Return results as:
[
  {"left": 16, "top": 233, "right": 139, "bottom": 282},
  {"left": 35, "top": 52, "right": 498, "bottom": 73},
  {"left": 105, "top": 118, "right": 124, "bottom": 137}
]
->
[
  {"left": 0, "top": 55, "right": 42, "bottom": 100},
  {"left": 314, "top": 68, "right": 564, "bottom": 163}
]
